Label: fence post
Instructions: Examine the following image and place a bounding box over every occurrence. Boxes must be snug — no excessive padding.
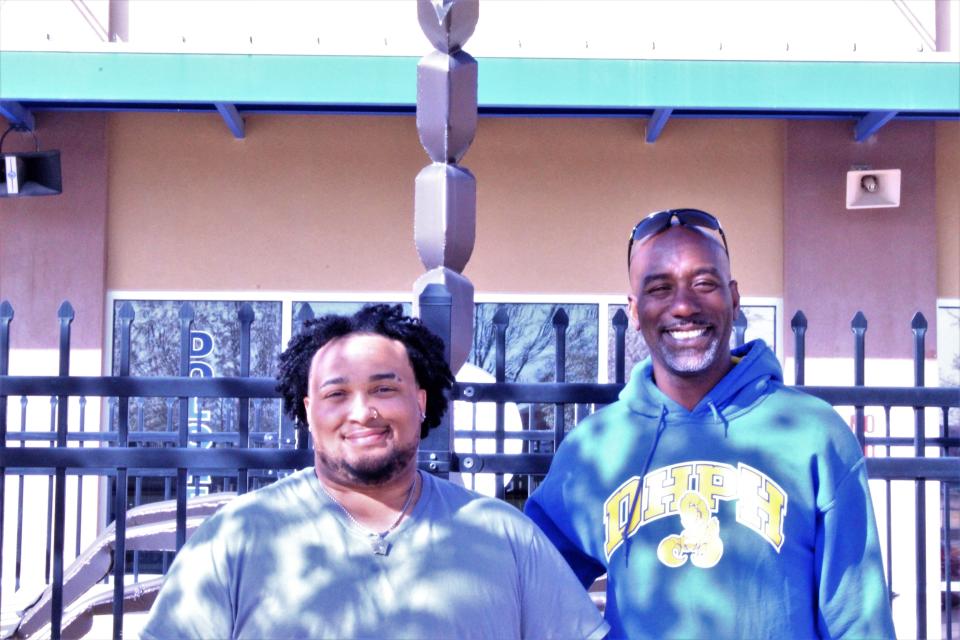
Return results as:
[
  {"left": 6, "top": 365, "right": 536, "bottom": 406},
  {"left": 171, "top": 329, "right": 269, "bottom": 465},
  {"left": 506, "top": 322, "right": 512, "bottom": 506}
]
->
[
  {"left": 291, "top": 304, "right": 315, "bottom": 450},
  {"left": 553, "top": 308, "right": 568, "bottom": 449},
  {"left": 0, "top": 300, "right": 13, "bottom": 611},
  {"left": 418, "top": 283, "right": 453, "bottom": 478},
  {"left": 112, "top": 302, "right": 134, "bottom": 639},
  {"left": 493, "top": 307, "right": 509, "bottom": 500},
  {"left": 791, "top": 311, "right": 806, "bottom": 386},
  {"left": 911, "top": 311, "right": 928, "bottom": 639},
  {"left": 237, "top": 304, "right": 255, "bottom": 495},
  {"left": 50, "top": 302, "right": 74, "bottom": 640},
  {"left": 176, "top": 303, "right": 195, "bottom": 552},
  {"left": 733, "top": 309, "right": 747, "bottom": 347},
  {"left": 613, "top": 308, "right": 628, "bottom": 385},
  {"left": 851, "top": 311, "right": 868, "bottom": 449}
]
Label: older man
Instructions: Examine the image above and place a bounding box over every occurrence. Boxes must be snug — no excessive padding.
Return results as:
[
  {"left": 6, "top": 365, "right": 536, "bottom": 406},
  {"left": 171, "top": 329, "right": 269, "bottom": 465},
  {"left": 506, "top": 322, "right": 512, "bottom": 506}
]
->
[
  {"left": 524, "top": 209, "right": 895, "bottom": 639},
  {"left": 142, "top": 304, "right": 607, "bottom": 639}
]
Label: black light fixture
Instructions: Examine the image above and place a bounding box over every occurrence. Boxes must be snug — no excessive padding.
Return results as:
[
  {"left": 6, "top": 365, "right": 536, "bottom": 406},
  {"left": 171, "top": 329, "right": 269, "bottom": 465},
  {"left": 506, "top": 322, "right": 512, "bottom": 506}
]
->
[{"left": 0, "top": 126, "right": 62, "bottom": 198}]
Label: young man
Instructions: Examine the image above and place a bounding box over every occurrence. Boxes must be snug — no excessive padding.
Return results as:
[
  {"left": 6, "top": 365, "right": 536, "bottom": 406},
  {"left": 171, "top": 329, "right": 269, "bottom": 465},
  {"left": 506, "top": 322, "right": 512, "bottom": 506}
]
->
[
  {"left": 142, "top": 304, "right": 607, "bottom": 639},
  {"left": 524, "top": 210, "right": 896, "bottom": 639}
]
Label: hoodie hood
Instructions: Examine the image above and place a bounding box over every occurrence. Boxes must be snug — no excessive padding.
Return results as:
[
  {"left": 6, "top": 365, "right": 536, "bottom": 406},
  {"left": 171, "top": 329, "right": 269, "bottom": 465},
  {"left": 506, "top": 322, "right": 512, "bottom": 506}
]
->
[{"left": 621, "top": 339, "right": 783, "bottom": 422}]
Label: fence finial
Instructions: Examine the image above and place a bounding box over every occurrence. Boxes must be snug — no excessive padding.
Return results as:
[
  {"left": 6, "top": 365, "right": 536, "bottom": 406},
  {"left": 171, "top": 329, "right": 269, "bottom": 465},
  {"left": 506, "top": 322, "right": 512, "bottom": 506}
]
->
[
  {"left": 238, "top": 303, "right": 255, "bottom": 325},
  {"left": 910, "top": 311, "right": 927, "bottom": 332},
  {"left": 57, "top": 300, "right": 75, "bottom": 321},
  {"left": 553, "top": 307, "right": 569, "bottom": 386},
  {"left": 178, "top": 302, "right": 195, "bottom": 322},
  {"left": 117, "top": 302, "right": 134, "bottom": 377},
  {"left": 178, "top": 303, "right": 195, "bottom": 379},
  {"left": 790, "top": 310, "right": 807, "bottom": 331},
  {"left": 911, "top": 312, "right": 927, "bottom": 386},
  {"left": 0, "top": 300, "right": 13, "bottom": 320},
  {"left": 851, "top": 311, "right": 868, "bottom": 332},
  {"left": 612, "top": 308, "right": 628, "bottom": 328},
  {"left": 118, "top": 301, "right": 135, "bottom": 321},
  {"left": 295, "top": 303, "right": 314, "bottom": 325},
  {"left": 552, "top": 308, "right": 569, "bottom": 327},
  {"left": 850, "top": 311, "right": 867, "bottom": 388},
  {"left": 790, "top": 310, "right": 807, "bottom": 385}
]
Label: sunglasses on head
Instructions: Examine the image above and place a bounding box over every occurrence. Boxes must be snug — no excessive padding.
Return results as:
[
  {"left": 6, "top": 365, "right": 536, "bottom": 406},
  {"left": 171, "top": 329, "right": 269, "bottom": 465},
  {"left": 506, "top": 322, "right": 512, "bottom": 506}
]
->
[{"left": 626, "top": 208, "right": 729, "bottom": 267}]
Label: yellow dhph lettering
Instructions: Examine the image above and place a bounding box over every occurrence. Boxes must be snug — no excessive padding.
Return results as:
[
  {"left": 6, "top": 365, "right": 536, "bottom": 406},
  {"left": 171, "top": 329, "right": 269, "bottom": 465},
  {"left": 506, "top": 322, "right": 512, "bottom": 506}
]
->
[
  {"left": 736, "top": 463, "right": 787, "bottom": 551},
  {"left": 603, "top": 477, "right": 641, "bottom": 559},
  {"left": 642, "top": 464, "right": 693, "bottom": 522},
  {"left": 696, "top": 463, "right": 738, "bottom": 511}
]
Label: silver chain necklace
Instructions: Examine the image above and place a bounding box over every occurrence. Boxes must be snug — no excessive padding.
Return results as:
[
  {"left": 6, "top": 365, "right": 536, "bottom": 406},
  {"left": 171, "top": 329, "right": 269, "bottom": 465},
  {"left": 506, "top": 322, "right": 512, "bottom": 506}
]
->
[{"left": 318, "top": 471, "right": 419, "bottom": 556}]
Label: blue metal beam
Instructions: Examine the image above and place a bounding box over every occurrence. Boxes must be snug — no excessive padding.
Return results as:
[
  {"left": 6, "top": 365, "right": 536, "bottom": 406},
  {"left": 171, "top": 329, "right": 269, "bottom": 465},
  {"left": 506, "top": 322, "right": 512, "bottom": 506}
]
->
[
  {"left": 214, "top": 102, "right": 245, "bottom": 139},
  {"left": 854, "top": 110, "right": 897, "bottom": 142},
  {"left": 0, "top": 101, "right": 36, "bottom": 131},
  {"left": 645, "top": 108, "right": 673, "bottom": 143}
]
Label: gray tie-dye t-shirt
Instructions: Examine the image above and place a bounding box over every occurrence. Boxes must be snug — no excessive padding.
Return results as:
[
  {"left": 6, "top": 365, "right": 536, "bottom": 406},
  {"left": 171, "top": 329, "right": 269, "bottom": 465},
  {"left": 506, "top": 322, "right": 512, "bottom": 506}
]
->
[{"left": 141, "top": 468, "right": 607, "bottom": 640}]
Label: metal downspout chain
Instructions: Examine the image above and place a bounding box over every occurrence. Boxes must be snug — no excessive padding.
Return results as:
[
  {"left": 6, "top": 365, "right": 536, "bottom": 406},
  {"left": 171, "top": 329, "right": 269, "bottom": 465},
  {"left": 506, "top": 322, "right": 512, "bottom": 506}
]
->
[{"left": 413, "top": 0, "right": 479, "bottom": 374}]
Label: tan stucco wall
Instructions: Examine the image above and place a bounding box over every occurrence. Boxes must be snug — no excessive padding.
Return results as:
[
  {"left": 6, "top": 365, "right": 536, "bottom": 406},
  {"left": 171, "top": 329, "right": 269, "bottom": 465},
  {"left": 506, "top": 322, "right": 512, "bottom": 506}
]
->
[
  {"left": 107, "top": 114, "right": 784, "bottom": 297},
  {"left": 466, "top": 117, "right": 784, "bottom": 296},
  {"left": 0, "top": 112, "right": 108, "bottom": 349},
  {"left": 107, "top": 113, "right": 424, "bottom": 293},
  {"left": 784, "top": 120, "right": 938, "bottom": 358},
  {"left": 937, "top": 121, "right": 960, "bottom": 299}
]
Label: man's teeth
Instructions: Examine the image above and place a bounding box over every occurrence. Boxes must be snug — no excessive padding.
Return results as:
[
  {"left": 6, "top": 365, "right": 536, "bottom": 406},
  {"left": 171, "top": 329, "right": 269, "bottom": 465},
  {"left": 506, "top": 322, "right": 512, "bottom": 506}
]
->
[{"left": 668, "top": 328, "right": 706, "bottom": 340}]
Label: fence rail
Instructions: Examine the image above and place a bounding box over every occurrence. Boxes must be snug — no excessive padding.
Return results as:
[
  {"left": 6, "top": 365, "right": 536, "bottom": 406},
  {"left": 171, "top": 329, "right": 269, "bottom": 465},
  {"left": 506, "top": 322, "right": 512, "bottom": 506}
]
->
[{"left": 0, "top": 292, "right": 958, "bottom": 639}]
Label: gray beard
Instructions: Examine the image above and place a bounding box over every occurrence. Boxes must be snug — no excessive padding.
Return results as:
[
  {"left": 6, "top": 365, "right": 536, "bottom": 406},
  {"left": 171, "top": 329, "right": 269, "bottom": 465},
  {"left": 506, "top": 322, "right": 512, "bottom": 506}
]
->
[
  {"left": 656, "top": 334, "right": 724, "bottom": 377},
  {"left": 315, "top": 439, "right": 419, "bottom": 487}
]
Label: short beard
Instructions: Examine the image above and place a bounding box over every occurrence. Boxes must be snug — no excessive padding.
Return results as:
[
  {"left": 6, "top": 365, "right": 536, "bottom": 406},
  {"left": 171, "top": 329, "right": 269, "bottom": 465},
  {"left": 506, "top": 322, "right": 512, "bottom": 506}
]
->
[
  {"left": 656, "top": 334, "right": 724, "bottom": 377},
  {"left": 315, "top": 439, "right": 419, "bottom": 487}
]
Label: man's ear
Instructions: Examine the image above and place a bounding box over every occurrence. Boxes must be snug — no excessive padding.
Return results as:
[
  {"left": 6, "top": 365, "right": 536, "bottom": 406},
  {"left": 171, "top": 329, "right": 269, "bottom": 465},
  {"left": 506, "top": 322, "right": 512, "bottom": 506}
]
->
[
  {"left": 729, "top": 280, "right": 741, "bottom": 315},
  {"left": 627, "top": 295, "right": 641, "bottom": 331},
  {"left": 302, "top": 396, "right": 311, "bottom": 412}
]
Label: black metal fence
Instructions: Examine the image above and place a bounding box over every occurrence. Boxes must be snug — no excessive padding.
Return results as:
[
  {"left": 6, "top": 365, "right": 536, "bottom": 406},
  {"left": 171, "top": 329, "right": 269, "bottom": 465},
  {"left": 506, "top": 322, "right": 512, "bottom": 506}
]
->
[{"left": 0, "top": 287, "right": 958, "bottom": 639}]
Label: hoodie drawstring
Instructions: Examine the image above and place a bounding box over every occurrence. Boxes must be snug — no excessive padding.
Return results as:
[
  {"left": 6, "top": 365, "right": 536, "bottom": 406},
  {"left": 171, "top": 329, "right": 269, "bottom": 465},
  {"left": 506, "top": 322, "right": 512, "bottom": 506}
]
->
[
  {"left": 707, "top": 400, "right": 730, "bottom": 437},
  {"left": 622, "top": 404, "right": 668, "bottom": 564},
  {"left": 708, "top": 401, "right": 720, "bottom": 423}
]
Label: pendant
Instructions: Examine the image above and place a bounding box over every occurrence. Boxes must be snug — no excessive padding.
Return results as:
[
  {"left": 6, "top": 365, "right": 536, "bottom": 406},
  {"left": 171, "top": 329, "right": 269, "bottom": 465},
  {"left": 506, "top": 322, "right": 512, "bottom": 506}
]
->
[{"left": 369, "top": 534, "right": 390, "bottom": 556}]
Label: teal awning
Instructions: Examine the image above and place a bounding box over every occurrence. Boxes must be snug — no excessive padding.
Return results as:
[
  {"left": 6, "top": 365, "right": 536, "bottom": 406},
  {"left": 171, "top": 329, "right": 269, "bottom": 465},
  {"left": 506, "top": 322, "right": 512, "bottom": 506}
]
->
[{"left": 2, "top": 51, "right": 957, "bottom": 114}]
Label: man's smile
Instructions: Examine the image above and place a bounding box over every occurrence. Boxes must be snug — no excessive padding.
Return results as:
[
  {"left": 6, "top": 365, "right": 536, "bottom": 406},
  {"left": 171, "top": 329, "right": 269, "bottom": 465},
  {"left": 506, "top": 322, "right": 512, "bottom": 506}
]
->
[
  {"left": 343, "top": 426, "right": 391, "bottom": 447},
  {"left": 662, "top": 324, "right": 713, "bottom": 343}
]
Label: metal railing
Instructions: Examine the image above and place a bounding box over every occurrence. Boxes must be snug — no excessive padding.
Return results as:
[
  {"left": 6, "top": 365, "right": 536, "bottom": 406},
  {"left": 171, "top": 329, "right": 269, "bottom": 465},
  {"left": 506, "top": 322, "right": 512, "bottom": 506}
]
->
[{"left": 0, "top": 288, "right": 958, "bottom": 639}]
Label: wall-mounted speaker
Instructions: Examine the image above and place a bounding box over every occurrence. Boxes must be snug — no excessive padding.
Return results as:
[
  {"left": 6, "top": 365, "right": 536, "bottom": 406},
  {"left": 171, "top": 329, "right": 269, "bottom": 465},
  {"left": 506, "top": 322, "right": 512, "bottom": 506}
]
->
[
  {"left": 1, "top": 151, "right": 62, "bottom": 197},
  {"left": 845, "top": 168, "right": 900, "bottom": 210}
]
